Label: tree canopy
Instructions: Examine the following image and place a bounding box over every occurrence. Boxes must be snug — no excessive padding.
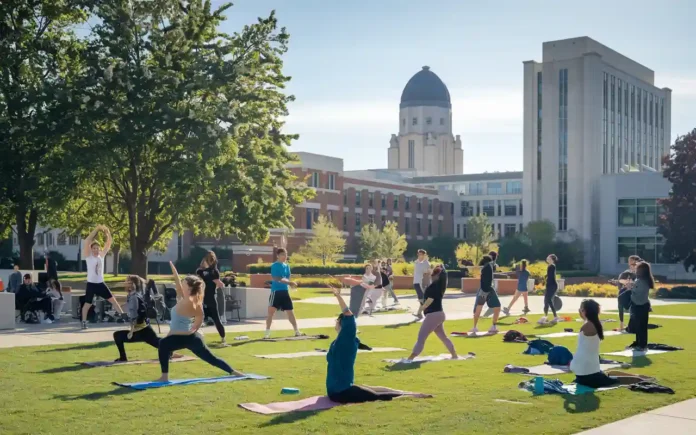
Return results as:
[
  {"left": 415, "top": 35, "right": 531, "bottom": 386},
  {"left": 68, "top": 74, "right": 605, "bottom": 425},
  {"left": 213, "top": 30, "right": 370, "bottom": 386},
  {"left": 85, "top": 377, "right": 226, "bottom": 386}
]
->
[{"left": 296, "top": 215, "right": 345, "bottom": 265}]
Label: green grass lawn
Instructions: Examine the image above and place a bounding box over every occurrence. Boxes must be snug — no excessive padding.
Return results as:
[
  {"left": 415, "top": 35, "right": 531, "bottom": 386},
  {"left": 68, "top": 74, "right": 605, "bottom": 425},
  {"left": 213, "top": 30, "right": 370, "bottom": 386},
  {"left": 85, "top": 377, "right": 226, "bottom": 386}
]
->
[
  {"left": 647, "top": 303, "right": 696, "bottom": 317},
  {"left": 1, "top": 313, "right": 695, "bottom": 435}
]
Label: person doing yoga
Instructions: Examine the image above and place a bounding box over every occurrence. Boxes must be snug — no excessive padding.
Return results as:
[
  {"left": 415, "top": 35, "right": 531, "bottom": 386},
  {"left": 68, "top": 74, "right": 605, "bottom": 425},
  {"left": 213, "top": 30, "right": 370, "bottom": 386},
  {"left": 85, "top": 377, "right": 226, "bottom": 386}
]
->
[
  {"left": 611, "top": 255, "right": 640, "bottom": 331},
  {"left": 113, "top": 275, "right": 161, "bottom": 362},
  {"left": 628, "top": 261, "right": 654, "bottom": 352},
  {"left": 265, "top": 248, "right": 304, "bottom": 339},
  {"left": 196, "top": 251, "right": 227, "bottom": 345},
  {"left": 81, "top": 225, "right": 124, "bottom": 329},
  {"left": 325, "top": 286, "right": 407, "bottom": 404},
  {"left": 154, "top": 262, "right": 243, "bottom": 383},
  {"left": 503, "top": 260, "right": 531, "bottom": 316},
  {"left": 470, "top": 255, "right": 501, "bottom": 333},
  {"left": 538, "top": 254, "right": 559, "bottom": 325},
  {"left": 402, "top": 265, "right": 457, "bottom": 363},
  {"left": 571, "top": 299, "right": 647, "bottom": 388}
]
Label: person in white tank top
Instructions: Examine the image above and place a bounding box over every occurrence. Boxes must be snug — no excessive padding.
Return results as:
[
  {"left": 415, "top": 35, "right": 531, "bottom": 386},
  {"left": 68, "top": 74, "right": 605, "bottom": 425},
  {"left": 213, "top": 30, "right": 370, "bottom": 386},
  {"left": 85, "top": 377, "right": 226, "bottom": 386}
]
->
[{"left": 80, "top": 225, "right": 124, "bottom": 329}]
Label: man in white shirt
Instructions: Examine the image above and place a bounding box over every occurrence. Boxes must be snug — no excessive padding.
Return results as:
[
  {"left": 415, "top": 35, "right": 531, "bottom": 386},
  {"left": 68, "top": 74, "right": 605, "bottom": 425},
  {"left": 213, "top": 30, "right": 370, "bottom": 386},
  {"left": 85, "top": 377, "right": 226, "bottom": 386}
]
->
[{"left": 413, "top": 249, "right": 431, "bottom": 303}]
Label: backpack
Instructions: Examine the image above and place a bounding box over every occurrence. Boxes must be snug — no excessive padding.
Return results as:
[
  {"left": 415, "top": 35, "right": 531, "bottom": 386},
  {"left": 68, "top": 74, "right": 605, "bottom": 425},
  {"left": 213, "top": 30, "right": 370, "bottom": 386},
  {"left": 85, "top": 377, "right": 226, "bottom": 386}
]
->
[
  {"left": 523, "top": 339, "right": 555, "bottom": 355},
  {"left": 547, "top": 345, "right": 573, "bottom": 365},
  {"left": 133, "top": 292, "right": 149, "bottom": 325},
  {"left": 23, "top": 310, "right": 40, "bottom": 324},
  {"left": 503, "top": 330, "right": 528, "bottom": 343}
]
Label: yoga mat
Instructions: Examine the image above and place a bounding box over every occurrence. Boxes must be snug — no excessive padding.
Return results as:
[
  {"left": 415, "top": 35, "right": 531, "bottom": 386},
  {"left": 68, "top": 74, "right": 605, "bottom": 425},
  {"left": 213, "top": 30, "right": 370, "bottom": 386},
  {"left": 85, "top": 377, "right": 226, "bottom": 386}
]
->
[
  {"left": 602, "top": 349, "right": 669, "bottom": 357},
  {"left": 255, "top": 347, "right": 405, "bottom": 359},
  {"left": 562, "top": 384, "right": 622, "bottom": 395},
  {"left": 114, "top": 373, "right": 269, "bottom": 390},
  {"left": 82, "top": 355, "right": 196, "bottom": 367},
  {"left": 537, "top": 330, "right": 625, "bottom": 339},
  {"left": 384, "top": 352, "right": 475, "bottom": 364},
  {"left": 239, "top": 388, "right": 430, "bottom": 414},
  {"left": 523, "top": 363, "right": 624, "bottom": 376},
  {"left": 265, "top": 334, "right": 329, "bottom": 342},
  {"left": 451, "top": 331, "right": 506, "bottom": 338}
]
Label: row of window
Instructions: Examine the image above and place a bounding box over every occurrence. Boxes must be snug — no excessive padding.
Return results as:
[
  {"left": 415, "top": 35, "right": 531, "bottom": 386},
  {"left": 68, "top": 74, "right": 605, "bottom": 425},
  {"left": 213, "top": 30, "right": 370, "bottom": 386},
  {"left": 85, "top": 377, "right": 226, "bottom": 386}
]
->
[
  {"left": 456, "top": 223, "right": 523, "bottom": 240},
  {"left": 602, "top": 72, "right": 665, "bottom": 174},
  {"left": 307, "top": 209, "right": 445, "bottom": 237},
  {"left": 460, "top": 199, "right": 523, "bottom": 217},
  {"left": 402, "top": 117, "right": 446, "bottom": 127},
  {"left": 617, "top": 235, "right": 665, "bottom": 264},
  {"left": 617, "top": 199, "right": 663, "bottom": 227},
  {"left": 537, "top": 71, "right": 543, "bottom": 180},
  {"left": 343, "top": 191, "right": 448, "bottom": 214},
  {"left": 459, "top": 181, "right": 522, "bottom": 196},
  {"left": 558, "top": 68, "right": 568, "bottom": 231},
  {"left": 35, "top": 233, "right": 80, "bottom": 247},
  {"left": 307, "top": 172, "right": 336, "bottom": 190}
]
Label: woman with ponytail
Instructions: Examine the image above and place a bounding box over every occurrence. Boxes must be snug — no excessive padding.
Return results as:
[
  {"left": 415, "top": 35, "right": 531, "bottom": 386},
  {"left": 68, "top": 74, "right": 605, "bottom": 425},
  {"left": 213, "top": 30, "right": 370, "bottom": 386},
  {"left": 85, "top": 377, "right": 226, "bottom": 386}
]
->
[
  {"left": 571, "top": 299, "right": 645, "bottom": 388},
  {"left": 154, "top": 262, "right": 244, "bottom": 382}
]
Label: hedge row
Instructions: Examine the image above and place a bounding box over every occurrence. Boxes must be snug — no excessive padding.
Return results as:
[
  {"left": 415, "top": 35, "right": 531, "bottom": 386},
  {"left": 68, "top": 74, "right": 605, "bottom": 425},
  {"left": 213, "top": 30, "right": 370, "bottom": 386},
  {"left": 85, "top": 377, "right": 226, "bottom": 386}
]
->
[
  {"left": 248, "top": 263, "right": 367, "bottom": 275},
  {"left": 655, "top": 286, "right": 696, "bottom": 300}
]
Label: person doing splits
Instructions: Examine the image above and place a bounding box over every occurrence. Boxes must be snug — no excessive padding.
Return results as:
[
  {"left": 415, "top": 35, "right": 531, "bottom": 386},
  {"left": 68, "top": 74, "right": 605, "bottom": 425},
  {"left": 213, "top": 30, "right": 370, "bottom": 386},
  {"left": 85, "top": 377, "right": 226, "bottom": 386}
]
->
[{"left": 154, "top": 262, "right": 243, "bottom": 383}]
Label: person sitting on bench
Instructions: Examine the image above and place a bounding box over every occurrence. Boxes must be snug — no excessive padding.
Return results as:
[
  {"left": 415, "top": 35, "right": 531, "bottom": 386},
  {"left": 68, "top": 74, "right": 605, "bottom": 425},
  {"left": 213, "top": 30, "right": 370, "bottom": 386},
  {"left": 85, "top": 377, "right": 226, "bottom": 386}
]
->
[{"left": 17, "top": 274, "right": 54, "bottom": 322}]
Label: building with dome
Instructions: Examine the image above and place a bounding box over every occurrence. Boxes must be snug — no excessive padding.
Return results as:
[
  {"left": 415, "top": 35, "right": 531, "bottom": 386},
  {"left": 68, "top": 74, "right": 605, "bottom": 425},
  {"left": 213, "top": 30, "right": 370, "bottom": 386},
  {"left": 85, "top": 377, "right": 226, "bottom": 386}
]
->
[{"left": 388, "top": 66, "right": 463, "bottom": 176}]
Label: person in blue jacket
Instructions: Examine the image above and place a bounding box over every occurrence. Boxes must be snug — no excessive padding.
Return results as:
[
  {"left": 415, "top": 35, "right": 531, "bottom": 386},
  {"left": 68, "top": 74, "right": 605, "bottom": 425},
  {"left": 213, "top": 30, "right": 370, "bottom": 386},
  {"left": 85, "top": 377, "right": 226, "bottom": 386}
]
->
[{"left": 325, "top": 285, "right": 406, "bottom": 404}]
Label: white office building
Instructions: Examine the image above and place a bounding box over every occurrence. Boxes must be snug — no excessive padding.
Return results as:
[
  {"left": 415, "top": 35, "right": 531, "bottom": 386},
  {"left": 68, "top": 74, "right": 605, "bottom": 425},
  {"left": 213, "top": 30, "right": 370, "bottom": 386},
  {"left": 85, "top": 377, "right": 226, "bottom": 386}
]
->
[{"left": 522, "top": 37, "right": 672, "bottom": 270}]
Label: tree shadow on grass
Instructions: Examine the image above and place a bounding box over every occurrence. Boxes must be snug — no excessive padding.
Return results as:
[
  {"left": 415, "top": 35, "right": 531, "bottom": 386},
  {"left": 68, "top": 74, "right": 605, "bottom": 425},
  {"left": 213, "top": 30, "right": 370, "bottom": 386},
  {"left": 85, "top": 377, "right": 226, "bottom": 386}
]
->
[
  {"left": 381, "top": 362, "right": 425, "bottom": 372},
  {"left": 384, "top": 320, "right": 419, "bottom": 329},
  {"left": 631, "top": 355, "right": 652, "bottom": 368},
  {"left": 35, "top": 341, "right": 113, "bottom": 353},
  {"left": 562, "top": 393, "right": 601, "bottom": 413},
  {"left": 258, "top": 410, "right": 323, "bottom": 427},
  {"left": 39, "top": 364, "right": 93, "bottom": 374},
  {"left": 53, "top": 387, "right": 139, "bottom": 401}
]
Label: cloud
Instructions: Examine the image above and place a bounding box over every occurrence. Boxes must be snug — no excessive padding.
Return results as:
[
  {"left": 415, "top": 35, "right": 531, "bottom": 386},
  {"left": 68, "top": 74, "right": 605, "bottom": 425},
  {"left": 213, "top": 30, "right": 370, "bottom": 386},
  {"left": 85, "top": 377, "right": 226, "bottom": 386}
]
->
[{"left": 657, "top": 75, "right": 696, "bottom": 98}]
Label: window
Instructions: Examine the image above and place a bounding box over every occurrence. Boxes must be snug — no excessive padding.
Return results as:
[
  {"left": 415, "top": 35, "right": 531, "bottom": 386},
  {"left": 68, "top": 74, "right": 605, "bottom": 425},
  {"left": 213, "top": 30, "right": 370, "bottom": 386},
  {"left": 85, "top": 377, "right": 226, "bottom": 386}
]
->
[
  {"left": 412, "top": 117, "right": 417, "bottom": 126},
  {"left": 456, "top": 224, "right": 461, "bottom": 239},
  {"left": 497, "top": 224, "right": 502, "bottom": 238},
  {"left": 343, "top": 214, "right": 347, "bottom": 231},
  {"left": 416, "top": 218, "right": 422, "bottom": 235},
  {"left": 381, "top": 215, "right": 386, "bottom": 227},
  {"left": 558, "top": 68, "right": 568, "bottom": 231},
  {"left": 438, "top": 220, "right": 442, "bottom": 235},
  {"left": 57, "top": 233, "right": 66, "bottom": 246},
  {"left": 69, "top": 235, "right": 79, "bottom": 245},
  {"left": 355, "top": 214, "right": 361, "bottom": 232},
  {"left": 306, "top": 209, "right": 319, "bottom": 229},
  {"left": 426, "top": 117, "right": 432, "bottom": 125},
  {"left": 618, "top": 199, "right": 637, "bottom": 226},
  {"left": 482, "top": 200, "right": 495, "bottom": 216},
  {"left": 369, "top": 215, "right": 375, "bottom": 224},
  {"left": 408, "top": 140, "right": 415, "bottom": 169},
  {"left": 428, "top": 199, "right": 432, "bottom": 213},
  {"left": 506, "top": 181, "right": 522, "bottom": 194},
  {"left": 637, "top": 199, "right": 660, "bottom": 227},
  {"left": 440, "top": 117, "right": 444, "bottom": 126},
  {"left": 309, "top": 172, "right": 319, "bottom": 188},
  {"left": 487, "top": 182, "right": 503, "bottom": 195},
  {"left": 381, "top": 194, "right": 386, "bottom": 208},
  {"left": 537, "top": 71, "right": 542, "bottom": 180},
  {"left": 46, "top": 233, "right": 54, "bottom": 246},
  {"left": 519, "top": 223, "right": 523, "bottom": 232},
  {"left": 356, "top": 191, "right": 361, "bottom": 207},
  {"left": 504, "top": 200, "right": 517, "bottom": 216},
  {"left": 504, "top": 224, "right": 516, "bottom": 236},
  {"left": 405, "top": 217, "right": 410, "bottom": 233},
  {"left": 327, "top": 210, "right": 333, "bottom": 223},
  {"left": 618, "top": 198, "right": 662, "bottom": 227},
  {"left": 469, "top": 182, "right": 483, "bottom": 195},
  {"left": 438, "top": 202, "right": 442, "bottom": 214},
  {"left": 394, "top": 196, "right": 399, "bottom": 209},
  {"left": 618, "top": 235, "right": 665, "bottom": 264},
  {"left": 497, "top": 200, "right": 501, "bottom": 216},
  {"left": 343, "top": 192, "right": 347, "bottom": 205},
  {"left": 603, "top": 72, "right": 608, "bottom": 174},
  {"left": 328, "top": 174, "right": 335, "bottom": 190},
  {"left": 519, "top": 199, "right": 523, "bottom": 216},
  {"left": 417, "top": 198, "right": 422, "bottom": 212},
  {"left": 405, "top": 198, "right": 410, "bottom": 211},
  {"left": 462, "top": 224, "right": 468, "bottom": 239},
  {"left": 37, "top": 233, "right": 44, "bottom": 245},
  {"left": 428, "top": 219, "right": 432, "bottom": 236},
  {"left": 368, "top": 192, "right": 374, "bottom": 208},
  {"left": 460, "top": 201, "right": 474, "bottom": 217}
]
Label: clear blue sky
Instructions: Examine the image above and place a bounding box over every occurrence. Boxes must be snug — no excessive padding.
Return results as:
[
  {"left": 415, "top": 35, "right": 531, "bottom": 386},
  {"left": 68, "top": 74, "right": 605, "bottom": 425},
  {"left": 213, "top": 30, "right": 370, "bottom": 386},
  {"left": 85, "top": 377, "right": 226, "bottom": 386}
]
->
[{"left": 215, "top": 0, "right": 695, "bottom": 173}]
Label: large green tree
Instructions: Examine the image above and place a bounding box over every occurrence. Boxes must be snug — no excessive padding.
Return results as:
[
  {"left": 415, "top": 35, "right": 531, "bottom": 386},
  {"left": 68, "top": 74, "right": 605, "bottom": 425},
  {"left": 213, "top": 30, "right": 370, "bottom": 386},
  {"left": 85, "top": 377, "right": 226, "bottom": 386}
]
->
[
  {"left": 0, "top": 0, "right": 90, "bottom": 268},
  {"left": 466, "top": 214, "right": 493, "bottom": 261},
  {"left": 359, "top": 223, "right": 382, "bottom": 260},
  {"left": 379, "top": 221, "right": 407, "bottom": 260},
  {"left": 297, "top": 215, "right": 345, "bottom": 265},
  {"left": 66, "top": 1, "right": 312, "bottom": 276}
]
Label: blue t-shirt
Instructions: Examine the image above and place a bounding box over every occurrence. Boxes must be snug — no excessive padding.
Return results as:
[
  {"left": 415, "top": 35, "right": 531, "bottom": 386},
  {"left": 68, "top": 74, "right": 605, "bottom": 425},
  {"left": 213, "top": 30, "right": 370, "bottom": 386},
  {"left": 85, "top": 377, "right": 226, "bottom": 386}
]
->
[
  {"left": 270, "top": 262, "right": 291, "bottom": 292},
  {"left": 326, "top": 315, "right": 359, "bottom": 395},
  {"left": 517, "top": 270, "right": 531, "bottom": 291}
]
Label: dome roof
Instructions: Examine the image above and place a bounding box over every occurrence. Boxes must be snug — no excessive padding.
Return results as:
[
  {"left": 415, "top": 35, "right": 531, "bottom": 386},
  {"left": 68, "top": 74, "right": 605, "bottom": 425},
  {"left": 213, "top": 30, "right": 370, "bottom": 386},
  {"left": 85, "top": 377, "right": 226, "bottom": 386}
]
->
[{"left": 400, "top": 66, "right": 451, "bottom": 109}]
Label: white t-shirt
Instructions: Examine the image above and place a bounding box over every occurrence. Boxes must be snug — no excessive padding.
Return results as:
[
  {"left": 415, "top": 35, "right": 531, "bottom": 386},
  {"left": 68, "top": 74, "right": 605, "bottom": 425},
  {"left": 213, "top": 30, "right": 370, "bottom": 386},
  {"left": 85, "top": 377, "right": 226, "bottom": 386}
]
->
[
  {"left": 569, "top": 329, "right": 601, "bottom": 376},
  {"left": 362, "top": 273, "right": 376, "bottom": 286},
  {"left": 86, "top": 255, "right": 104, "bottom": 283},
  {"left": 413, "top": 260, "right": 431, "bottom": 285}
]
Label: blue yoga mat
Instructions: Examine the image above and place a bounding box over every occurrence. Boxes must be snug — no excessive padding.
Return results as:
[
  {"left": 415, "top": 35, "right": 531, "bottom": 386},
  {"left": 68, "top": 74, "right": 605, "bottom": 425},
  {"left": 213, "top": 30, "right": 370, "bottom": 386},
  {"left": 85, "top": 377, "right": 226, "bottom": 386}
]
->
[{"left": 114, "top": 374, "right": 269, "bottom": 390}]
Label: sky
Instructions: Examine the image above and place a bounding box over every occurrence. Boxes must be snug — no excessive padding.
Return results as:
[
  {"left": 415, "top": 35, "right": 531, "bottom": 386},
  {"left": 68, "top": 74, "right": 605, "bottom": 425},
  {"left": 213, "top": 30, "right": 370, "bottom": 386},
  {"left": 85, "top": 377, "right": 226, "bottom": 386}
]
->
[{"left": 214, "top": 0, "right": 696, "bottom": 174}]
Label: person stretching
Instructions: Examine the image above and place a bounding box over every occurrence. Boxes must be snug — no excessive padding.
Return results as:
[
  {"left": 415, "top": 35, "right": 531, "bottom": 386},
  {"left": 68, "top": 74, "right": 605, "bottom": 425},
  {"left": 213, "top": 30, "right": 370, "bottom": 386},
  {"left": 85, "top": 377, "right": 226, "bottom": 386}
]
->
[
  {"left": 628, "top": 262, "right": 653, "bottom": 351},
  {"left": 81, "top": 225, "right": 124, "bottom": 329},
  {"left": 113, "top": 276, "right": 161, "bottom": 362},
  {"left": 612, "top": 255, "right": 640, "bottom": 331},
  {"left": 538, "top": 254, "right": 559, "bottom": 324},
  {"left": 265, "top": 248, "right": 304, "bottom": 339},
  {"left": 503, "top": 260, "right": 531, "bottom": 316},
  {"left": 402, "top": 265, "right": 457, "bottom": 362},
  {"left": 382, "top": 259, "right": 399, "bottom": 306},
  {"left": 470, "top": 255, "right": 501, "bottom": 333},
  {"left": 363, "top": 260, "right": 384, "bottom": 315},
  {"left": 344, "top": 264, "right": 377, "bottom": 318},
  {"left": 154, "top": 262, "right": 243, "bottom": 383},
  {"left": 196, "top": 251, "right": 226, "bottom": 345},
  {"left": 325, "top": 285, "right": 407, "bottom": 403},
  {"left": 571, "top": 299, "right": 647, "bottom": 388}
]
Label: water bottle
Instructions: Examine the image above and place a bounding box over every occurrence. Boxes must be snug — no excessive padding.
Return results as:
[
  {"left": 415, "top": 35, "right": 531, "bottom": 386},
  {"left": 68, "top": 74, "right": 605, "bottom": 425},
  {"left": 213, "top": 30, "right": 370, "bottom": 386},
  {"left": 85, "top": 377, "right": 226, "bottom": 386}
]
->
[
  {"left": 281, "top": 387, "right": 300, "bottom": 395},
  {"left": 534, "top": 376, "right": 545, "bottom": 395}
]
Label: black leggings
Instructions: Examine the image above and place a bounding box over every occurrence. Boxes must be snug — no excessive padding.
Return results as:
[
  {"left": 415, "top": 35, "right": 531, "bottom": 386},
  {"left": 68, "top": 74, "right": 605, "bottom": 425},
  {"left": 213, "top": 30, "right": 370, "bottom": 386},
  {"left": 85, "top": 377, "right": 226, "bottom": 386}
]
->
[
  {"left": 328, "top": 385, "right": 404, "bottom": 404},
  {"left": 543, "top": 288, "right": 557, "bottom": 317},
  {"left": 204, "top": 293, "right": 226, "bottom": 340},
  {"left": 113, "top": 326, "right": 160, "bottom": 361},
  {"left": 631, "top": 303, "right": 650, "bottom": 348},
  {"left": 158, "top": 333, "right": 232, "bottom": 374}
]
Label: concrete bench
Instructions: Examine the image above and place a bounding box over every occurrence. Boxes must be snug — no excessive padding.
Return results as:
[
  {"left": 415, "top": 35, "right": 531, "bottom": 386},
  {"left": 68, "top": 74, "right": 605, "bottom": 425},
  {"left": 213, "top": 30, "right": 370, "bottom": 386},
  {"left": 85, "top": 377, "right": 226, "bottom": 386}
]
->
[
  {"left": 222, "top": 286, "right": 286, "bottom": 320},
  {"left": 0, "top": 292, "right": 16, "bottom": 330}
]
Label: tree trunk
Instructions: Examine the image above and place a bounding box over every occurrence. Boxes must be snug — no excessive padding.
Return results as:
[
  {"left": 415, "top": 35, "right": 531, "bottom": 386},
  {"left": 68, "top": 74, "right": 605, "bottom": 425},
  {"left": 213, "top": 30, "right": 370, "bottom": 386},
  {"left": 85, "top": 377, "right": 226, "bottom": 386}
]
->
[
  {"left": 130, "top": 247, "right": 148, "bottom": 278},
  {"left": 112, "top": 245, "right": 121, "bottom": 276},
  {"left": 15, "top": 207, "right": 38, "bottom": 269},
  {"left": 77, "top": 237, "right": 82, "bottom": 272}
]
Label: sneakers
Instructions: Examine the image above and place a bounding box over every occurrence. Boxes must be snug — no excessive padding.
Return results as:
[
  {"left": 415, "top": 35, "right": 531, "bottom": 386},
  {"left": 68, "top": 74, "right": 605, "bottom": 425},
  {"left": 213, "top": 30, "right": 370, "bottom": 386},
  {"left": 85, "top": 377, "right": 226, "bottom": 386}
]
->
[
  {"left": 502, "top": 307, "right": 510, "bottom": 316},
  {"left": 264, "top": 331, "right": 271, "bottom": 339},
  {"left": 551, "top": 317, "right": 560, "bottom": 324},
  {"left": 469, "top": 327, "right": 479, "bottom": 334},
  {"left": 42, "top": 318, "right": 53, "bottom": 324},
  {"left": 294, "top": 330, "right": 306, "bottom": 337},
  {"left": 397, "top": 358, "right": 413, "bottom": 364},
  {"left": 522, "top": 306, "right": 530, "bottom": 314},
  {"left": 81, "top": 321, "right": 88, "bottom": 330},
  {"left": 537, "top": 317, "right": 548, "bottom": 325},
  {"left": 220, "top": 338, "right": 227, "bottom": 346},
  {"left": 488, "top": 325, "right": 498, "bottom": 333}
]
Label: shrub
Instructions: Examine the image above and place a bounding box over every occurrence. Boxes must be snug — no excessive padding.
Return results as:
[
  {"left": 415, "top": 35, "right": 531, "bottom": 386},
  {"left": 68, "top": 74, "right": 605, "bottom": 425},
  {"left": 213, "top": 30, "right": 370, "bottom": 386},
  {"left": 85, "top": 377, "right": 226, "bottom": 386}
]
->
[
  {"left": 655, "top": 286, "right": 696, "bottom": 299},
  {"left": 294, "top": 276, "right": 344, "bottom": 288},
  {"left": 561, "top": 283, "right": 618, "bottom": 298}
]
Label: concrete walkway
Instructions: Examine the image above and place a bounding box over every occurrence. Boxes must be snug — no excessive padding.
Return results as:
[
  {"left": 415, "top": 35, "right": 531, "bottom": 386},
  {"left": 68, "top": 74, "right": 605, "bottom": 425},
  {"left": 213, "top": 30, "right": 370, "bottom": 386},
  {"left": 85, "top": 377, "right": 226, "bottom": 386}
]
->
[
  {"left": 577, "top": 398, "right": 696, "bottom": 434},
  {"left": 0, "top": 294, "right": 694, "bottom": 349}
]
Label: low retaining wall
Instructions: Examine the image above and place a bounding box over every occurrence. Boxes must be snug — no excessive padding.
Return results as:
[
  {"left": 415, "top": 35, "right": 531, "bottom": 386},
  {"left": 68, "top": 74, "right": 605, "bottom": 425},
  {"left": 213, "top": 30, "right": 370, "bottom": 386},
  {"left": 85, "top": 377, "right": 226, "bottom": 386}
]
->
[{"left": 249, "top": 273, "right": 417, "bottom": 290}]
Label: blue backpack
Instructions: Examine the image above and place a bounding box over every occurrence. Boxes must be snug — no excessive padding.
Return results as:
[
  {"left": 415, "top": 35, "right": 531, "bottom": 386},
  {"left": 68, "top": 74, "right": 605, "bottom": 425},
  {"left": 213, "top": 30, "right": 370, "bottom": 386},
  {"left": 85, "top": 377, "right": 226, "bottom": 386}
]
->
[
  {"left": 548, "top": 345, "right": 573, "bottom": 365},
  {"left": 523, "top": 339, "right": 555, "bottom": 355}
]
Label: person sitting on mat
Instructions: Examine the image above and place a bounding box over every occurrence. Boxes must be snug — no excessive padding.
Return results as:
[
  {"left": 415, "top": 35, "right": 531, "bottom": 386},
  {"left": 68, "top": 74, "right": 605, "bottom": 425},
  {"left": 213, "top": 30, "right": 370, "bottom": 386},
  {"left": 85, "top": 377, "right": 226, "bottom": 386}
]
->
[
  {"left": 571, "top": 299, "right": 646, "bottom": 388},
  {"left": 325, "top": 285, "right": 407, "bottom": 403},
  {"left": 113, "top": 275, "right": 161, "bottom": 362},
  {"left": 401, "top": 265, "right": 457, "bottom": 363},
  {"left": 503, "top": 260, "right": 531, "bottom": 316},
  {"left": 538, "top": 254, "right": 560, "bottom": 325},
  {"left": 470, "top": 255, "right": 501, "bottom": 334},
  {"left": 154, "top": 262, "right": 244, "bottom": 383}
]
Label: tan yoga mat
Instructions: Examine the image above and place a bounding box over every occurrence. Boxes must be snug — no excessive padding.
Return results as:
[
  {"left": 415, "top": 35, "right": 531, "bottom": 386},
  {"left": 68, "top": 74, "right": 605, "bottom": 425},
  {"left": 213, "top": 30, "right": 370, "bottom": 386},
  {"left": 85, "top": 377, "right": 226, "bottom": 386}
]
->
[
  {"left": 255, "top": 347, "right": 405, "bottom": 359},
  {"left": 602, "top": 349, "right": 668, "bottom": 357},
  {"left": 451, "top": 331, "right": 507, "bottom": 338},
  {"left": 384, "top": 352, "right": 475, "bottom": 364},
  {"left": 537, "top": 330, "right": 625, "bottom": 339},
  {"left": 522, "top": 363, "right": 624, "bottom": 376},
  {"left": 81, "top": 355, "right": 196, "bottom": 367}
]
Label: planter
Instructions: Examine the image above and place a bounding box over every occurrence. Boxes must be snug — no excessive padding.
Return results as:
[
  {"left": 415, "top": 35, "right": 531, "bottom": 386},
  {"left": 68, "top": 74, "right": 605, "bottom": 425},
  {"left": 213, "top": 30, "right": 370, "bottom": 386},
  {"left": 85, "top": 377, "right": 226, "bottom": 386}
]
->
[
  {"left": 494, "top": 279, "right": 517, "bottom": 295},
  {"left": 461, "top": 278, "right": 479, "bottom": 294}
]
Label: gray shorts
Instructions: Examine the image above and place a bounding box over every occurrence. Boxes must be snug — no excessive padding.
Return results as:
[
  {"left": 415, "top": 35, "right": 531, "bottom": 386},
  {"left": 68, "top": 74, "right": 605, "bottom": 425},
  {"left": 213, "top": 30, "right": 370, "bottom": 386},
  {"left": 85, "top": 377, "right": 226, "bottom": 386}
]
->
[{"left": 475, "top": 289, "right": 501, "bottom": 308}]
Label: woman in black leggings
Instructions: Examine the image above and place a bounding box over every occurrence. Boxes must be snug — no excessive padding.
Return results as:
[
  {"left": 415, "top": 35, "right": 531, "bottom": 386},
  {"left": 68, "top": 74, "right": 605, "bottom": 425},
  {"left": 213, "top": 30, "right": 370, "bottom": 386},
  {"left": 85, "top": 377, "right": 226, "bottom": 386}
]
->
[
  {"left": 113, "top": 276, "right": 161, "bottom": 362},
  {"left": 196, "top": 251, "right": 226, "bottom": 344},
  {"left": 155, "top": 262, "right": 243, "bottom": 383},
  {"left": 538, "top": 254, "right": 559, "bottom": 324}
]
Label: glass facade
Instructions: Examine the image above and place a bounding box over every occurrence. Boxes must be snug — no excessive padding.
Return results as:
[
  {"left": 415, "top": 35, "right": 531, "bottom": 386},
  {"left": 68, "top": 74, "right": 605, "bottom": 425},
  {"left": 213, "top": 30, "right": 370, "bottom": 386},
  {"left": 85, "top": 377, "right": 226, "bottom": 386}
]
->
[
  {"left": 558, "top": 68, "right": 568, "bottom": 231},
  {"left": 618, "top": 198, "right": 663, "bottom": 227},
  {"left": 603, "top": 72, "right": 608, "bottom": 174},
  {"left": 504, "top": 224, "right": 517, "bottom": 237},
  {"left": 482, "top": 200, "right": 495, "bottom": 216},
  {"left": 618, "top": 235, "right": 665, "bottom": 264},
  {"left": 506, "top": 181, "right": 522, "bottom": 194},
  {"left": 487, "top": 182, "right": 502, "bottom": 195},
  {"left": 469, "top": 182, "right": 483, "bottom": 195},
  {"left": 460, "top": 201, "right": 474, "bottom": 217},
  {"left": 504, "top": 200, "right": 517, "bottom": 216},
  {"left": 537, "top": 71, "right": 542, "bottom": 180}
]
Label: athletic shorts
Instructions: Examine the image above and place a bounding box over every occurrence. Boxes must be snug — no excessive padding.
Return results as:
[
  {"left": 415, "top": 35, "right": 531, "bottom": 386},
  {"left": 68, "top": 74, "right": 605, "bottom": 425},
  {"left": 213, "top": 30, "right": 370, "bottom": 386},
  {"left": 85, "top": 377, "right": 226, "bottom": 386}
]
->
[
  {"left": 85, "top": 282, "right": 114, "bottom": 304},
  {"left": 475, "top": 288, "right": 501, "bottom": 308},
  {"left": 574, "top": 372, "right": 620, "bottom": 389},
  {"left": 269, "top": 290, "right": 293, "bottom": 311}
]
